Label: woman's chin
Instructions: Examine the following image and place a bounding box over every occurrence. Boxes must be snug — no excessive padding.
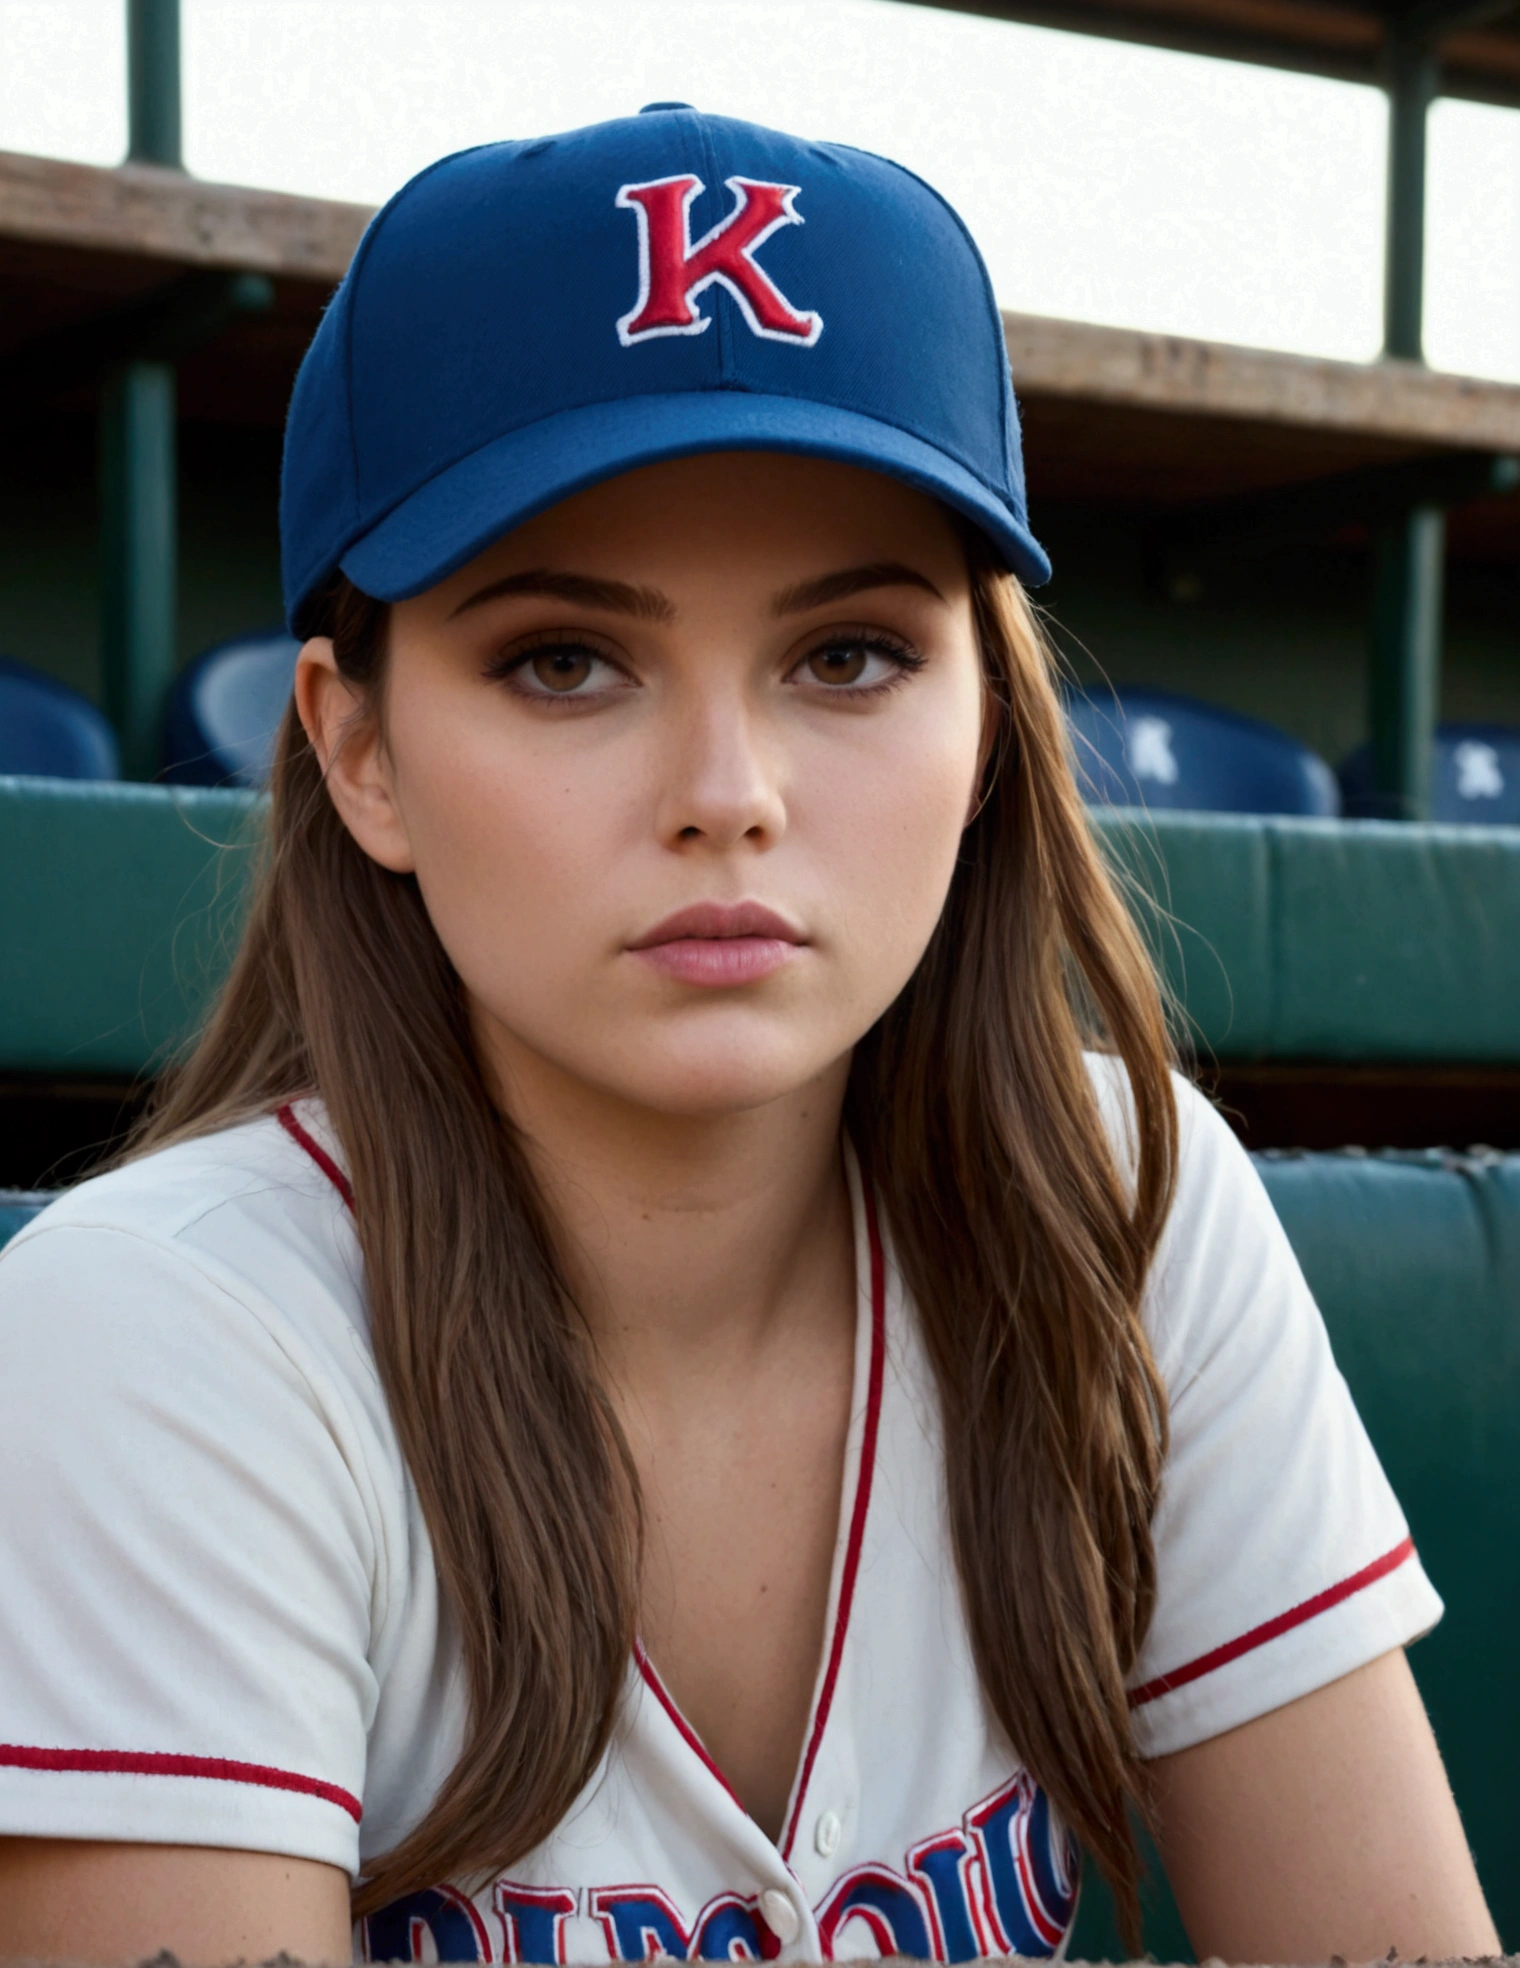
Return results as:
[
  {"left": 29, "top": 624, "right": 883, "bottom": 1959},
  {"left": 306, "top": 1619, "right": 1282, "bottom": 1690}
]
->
[
  {"left": 608, "top": 1055, "right": 839, "bottom": 1121},
  {"left": 473, "top": 996, "right": 862, "bottom": 1125},
  {"left": 565, "top": 1026, "right": 851, "bottom": 1122}
]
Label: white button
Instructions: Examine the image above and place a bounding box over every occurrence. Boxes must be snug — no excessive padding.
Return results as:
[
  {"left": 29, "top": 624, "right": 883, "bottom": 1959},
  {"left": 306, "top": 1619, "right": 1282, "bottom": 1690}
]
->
[
  {"left": 759, "top": 1888, "right": 801, "bottom": 1944},
  {"left": 814, "top": 1809, "right": 842, "bottom": 1857}
]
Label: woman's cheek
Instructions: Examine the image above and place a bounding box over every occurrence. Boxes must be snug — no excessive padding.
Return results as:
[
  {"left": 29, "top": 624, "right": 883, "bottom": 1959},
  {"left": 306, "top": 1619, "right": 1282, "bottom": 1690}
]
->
[
  {"left": 814, "top": 720, "right": 979, "bottom": 989},
  {"left": 397, "top": 721, "right": 606, "bottom": 997}
]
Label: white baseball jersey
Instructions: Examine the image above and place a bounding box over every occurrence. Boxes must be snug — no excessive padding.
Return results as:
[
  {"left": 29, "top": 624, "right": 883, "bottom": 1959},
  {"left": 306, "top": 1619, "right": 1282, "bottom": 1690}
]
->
[{"left": 0, "top": 1068, "right": 1439, "bottom": 1963}]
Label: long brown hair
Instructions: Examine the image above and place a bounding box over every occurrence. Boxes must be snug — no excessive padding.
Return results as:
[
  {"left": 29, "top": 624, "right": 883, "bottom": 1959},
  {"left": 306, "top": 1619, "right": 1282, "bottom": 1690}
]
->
[{"left": 133, "top": 537, "right": 1176, "bottom": 1942}]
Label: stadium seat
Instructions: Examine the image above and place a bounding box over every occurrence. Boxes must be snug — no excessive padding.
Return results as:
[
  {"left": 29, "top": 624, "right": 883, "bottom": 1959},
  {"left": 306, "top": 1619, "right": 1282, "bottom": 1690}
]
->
[
  {"left": 161, "top": 630, "right": 300, "bottom": 787},
  {"left": 1071, "top": 1144, "right": 1520, "bottom": 1955},
  {"left": 1339, "top": 723, "right": 1520, "bottom": 824},
  {"left": 1066, "top": 686, "right": 1340, "bottom": 817},
  {"left": 0, "top": 657, "right": 119, "bottom": 781},
  {"left": 0, "top": 1191, "right": 52, "bottom": 1246}
]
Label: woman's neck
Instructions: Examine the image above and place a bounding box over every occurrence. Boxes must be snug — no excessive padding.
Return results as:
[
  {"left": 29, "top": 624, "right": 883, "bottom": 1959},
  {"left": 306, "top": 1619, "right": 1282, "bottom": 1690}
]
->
[{"left": 484, "top": 1031, "right": 856, "bottom": 1396}]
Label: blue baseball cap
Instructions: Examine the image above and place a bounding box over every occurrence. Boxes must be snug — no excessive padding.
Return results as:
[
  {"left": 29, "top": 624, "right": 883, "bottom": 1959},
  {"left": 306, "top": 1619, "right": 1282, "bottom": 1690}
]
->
[{"left": 281, "top": 105, "right": 1050, "bottom": 633}]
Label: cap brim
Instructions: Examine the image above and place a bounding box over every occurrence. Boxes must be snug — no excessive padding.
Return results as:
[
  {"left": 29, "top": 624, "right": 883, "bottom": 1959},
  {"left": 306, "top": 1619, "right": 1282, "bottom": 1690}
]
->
[{"left": 335, "top": 391, "right": 1050, "bottom": 613}]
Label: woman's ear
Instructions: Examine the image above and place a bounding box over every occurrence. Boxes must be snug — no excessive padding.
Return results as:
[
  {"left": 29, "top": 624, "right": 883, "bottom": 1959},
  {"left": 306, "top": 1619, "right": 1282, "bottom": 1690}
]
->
[{"left": 294, "top": 638, "right": 416, "bottom": 873}]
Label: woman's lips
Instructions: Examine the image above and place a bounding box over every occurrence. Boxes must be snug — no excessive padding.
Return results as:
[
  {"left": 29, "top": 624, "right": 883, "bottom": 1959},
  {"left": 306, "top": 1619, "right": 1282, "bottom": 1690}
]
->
[
  {"left": 635, "top": 937, "right": 799, "bottom": 985},
  {"left": 627, "top": 901, "right": 806, "bottom": 987}
]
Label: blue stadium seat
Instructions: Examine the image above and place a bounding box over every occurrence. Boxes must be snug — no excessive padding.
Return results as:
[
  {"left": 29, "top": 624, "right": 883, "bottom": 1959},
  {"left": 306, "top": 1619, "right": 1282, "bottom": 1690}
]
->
[
  {"left": 162, "top": 630, "right": 300, "bottom": 787},
  {"left": 0, "top": 1191, "right": 53, "bottom": 1247},
  {"left": 1339, "top": 724, "right": 1520, "bottom": 824},
  {"left": 0, "top": 657, "right": 119, "bottom": 780},
  {"left": 1066, "top": 686, "right": 1340, "bottom": 817}
]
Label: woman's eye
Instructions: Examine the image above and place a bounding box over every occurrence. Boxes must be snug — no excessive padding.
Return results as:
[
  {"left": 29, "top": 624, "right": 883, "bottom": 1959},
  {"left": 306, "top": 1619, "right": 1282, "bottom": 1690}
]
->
[
  {"left": 806, "top": 646, "right": 871, "bottom": 685},
  {"left": 529, "top": 650, "right": 595, "bottom": 692},
  {"left": 496, "top": 642, "right": 626, "bottom": 699},
  {"left": 795, "top": 638, "right": 921, "bottom": 692}
]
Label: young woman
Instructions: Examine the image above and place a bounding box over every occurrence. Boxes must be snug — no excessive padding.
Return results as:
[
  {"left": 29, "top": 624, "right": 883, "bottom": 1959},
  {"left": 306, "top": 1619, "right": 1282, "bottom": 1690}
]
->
[{"left": 0, "top": 108, "right": 1497, "bottom": 1966}]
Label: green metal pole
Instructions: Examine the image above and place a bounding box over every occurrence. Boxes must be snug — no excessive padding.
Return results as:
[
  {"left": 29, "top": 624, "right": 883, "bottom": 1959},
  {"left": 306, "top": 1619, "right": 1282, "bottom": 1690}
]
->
[
  {"left": 1369, "top": 21, "right": 1441, "bottom": 819},
  {"left": 100, "top": 361, "right": 178, "bottom": 780},
  {"left": 126, "top": 0, "right": 181, "bottom": 166},
  {"left": 1370, "top": 504, "right": 1444, "bottom": 821},
  {"left": 103, "top": 0, "right": 181, "bottom": 777},
  {"left": 1383, "top": 25, "right": 1435, "bottom": 362}
]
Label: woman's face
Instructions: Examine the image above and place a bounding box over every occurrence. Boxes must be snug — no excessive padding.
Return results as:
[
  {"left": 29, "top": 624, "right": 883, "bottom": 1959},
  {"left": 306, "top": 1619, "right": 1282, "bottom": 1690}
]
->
[{"left": 303, "top": 452, "right": 987, "bottom": 1120}]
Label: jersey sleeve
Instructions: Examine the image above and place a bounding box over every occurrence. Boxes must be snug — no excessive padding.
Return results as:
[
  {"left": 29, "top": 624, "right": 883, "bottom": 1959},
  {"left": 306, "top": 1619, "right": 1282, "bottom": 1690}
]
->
[
  {"left": 1127, "top": 1079, "right": 1443, "bottom": 1758},
  {"left": 0, "top": 1219, "right": 376, "bottom": 1871}
]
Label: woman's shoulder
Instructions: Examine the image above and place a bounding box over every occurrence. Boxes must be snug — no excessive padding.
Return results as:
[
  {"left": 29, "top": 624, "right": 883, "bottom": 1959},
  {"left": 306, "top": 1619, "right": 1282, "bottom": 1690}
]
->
[
  {"left": 0, "top": 1107, "right": 401, "bottom": 1869},
  {"left": 0, "top": 1099, "right": 371, "bottom": 1385},
  {"left": 11, "top": 1097, "right": 343, "bottom": 1237},
  {"left": 1082, "top": 1050, "right": 1304, "bottom": 1379},
  {"left": 1082, "top": 1048, "right": 1243, "bottom": 1197}
]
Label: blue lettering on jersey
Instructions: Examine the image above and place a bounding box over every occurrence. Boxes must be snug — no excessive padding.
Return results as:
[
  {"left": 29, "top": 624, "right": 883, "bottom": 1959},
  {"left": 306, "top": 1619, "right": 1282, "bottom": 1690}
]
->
[
  {"left": 589, "top": 1884, "right": 779, "bottom": 1962},
  {"left": 590, "top": 1885, "right": 692, "bottom": 1960},
  {"left": 689, "top": 1892, "right": 771, "bottom": 1960},
  {"left": 906, "top": 1830, "right": 985, "bottom": 1961},
  {"left": 965, "top": 1773, "right": 1077, "bottom": 1955},
  {"left": 360, "top": 1883, "right": 493, "bottom": 1961},
  {"left": 814, "top": 1862, "right": 933, "bottom": 1958},
  {"left": 362, "top": 1771, "right": 1076, "bottom": 1962},
  {"left": 496, "top": 1886, "right": 578, "bottom": 1964}
]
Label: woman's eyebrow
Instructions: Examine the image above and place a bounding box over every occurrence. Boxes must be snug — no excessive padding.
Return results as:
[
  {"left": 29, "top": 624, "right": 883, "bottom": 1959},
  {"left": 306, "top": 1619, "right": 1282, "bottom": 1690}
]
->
[
  {"left": 770, "top": 562, "right": 945, "bottom": 616},
  {"left": 448, "top": 569, "right": 676, "bottom": 621}
]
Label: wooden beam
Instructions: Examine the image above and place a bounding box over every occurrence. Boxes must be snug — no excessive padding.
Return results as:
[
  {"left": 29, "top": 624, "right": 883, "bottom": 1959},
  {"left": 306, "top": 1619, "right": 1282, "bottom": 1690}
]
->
[
  {"left": 5, "top": 150, "right": 1520, "bottom": 460},
  {"left": 1004, "top": 311, "right": 1520, "bottom": 449},
  {"left": 892, "top": 0, "right": 1520, "bottom": 102},
  {"left": 0, "top": 149, "right": 368, "bottom": 284},
  {"left": 1442, "top": 20, "right": 1520, "bottom": 99},
  {"left": 1400, "top": 0, "right": 1518, "bottom": 43}
]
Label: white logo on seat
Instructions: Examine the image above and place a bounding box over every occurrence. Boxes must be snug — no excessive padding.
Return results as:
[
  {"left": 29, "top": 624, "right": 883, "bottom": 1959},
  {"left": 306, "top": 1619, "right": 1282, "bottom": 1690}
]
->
[
  {"left": 1454, "top": 741, "right": 1504, "bottom": 800},
  {"left": 1128, "top": 715, "right": 1179, "bottom": 785}
]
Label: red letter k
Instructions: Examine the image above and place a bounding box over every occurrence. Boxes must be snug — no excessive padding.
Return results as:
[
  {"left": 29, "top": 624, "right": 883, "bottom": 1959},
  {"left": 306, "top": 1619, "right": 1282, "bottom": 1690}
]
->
[{"left": 616, "top": 174, "right": 823, "bottom": 346}]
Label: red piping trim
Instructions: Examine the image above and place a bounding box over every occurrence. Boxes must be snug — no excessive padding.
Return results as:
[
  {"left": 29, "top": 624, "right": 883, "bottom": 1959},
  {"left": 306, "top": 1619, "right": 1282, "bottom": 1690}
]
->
[
  {"left": 1129, "top": 1534, "right": 1417, "bottom": 1708},
  {"left": 1, "top": 1114, "right": 366, "bottom": 1825},
  {"left": 0, "top": 1743, "right": 362, "bottom": 1822},
  {"left": 277, "top": 1103, "right": 354, "bottom": 1211},
  {"left": 633, "top": 1642, "right": 744, "bottom": 1812},
  {"left": 779, "top": 1177, "right": 887, "bottom": 1862}
]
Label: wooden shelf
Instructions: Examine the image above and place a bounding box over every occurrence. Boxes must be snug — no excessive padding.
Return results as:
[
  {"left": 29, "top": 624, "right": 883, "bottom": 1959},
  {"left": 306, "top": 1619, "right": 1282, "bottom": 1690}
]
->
[
  {"left": 1004, "top": 313, "right": 1520, "bottom": 559},
  {"left": 1004, "top": 312, "right": 1520, "bottom": 453},
  {"left": 3, "top": 147, "right": 1518, "bottom": 557},
  {"left": 909, "top": 0, "right": 1520, "bottom": 105},
  {"left": 0, "top": 149, "right": 365, "bottom": 283}
]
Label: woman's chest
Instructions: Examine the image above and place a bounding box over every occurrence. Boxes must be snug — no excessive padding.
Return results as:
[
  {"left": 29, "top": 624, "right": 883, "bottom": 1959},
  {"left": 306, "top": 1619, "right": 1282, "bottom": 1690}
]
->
[
  {"left": 628, "top": 1302, "right": 858, "bottom": 1843},
  {"left": 355, "top": 1291, "right": 1079, "bottom": 1964}
]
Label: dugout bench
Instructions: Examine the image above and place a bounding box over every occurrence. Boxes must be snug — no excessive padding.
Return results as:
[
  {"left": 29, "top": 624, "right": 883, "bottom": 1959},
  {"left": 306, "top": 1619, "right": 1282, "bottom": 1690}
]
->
[{"left": 1, "top": 778, "right": 1518, "bottom": 1953}]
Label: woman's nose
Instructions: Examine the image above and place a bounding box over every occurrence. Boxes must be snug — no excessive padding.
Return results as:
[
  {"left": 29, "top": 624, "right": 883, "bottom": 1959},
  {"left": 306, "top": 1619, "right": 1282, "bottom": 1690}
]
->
[{"left": 654, "top": 691, "right": 788, "bottom": 851}]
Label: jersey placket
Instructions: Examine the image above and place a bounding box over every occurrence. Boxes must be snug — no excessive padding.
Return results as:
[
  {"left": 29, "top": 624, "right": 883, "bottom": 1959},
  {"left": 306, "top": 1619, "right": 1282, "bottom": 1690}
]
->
[{"left": 621, "top": 1154, "right": 887, "bottom": 1960}]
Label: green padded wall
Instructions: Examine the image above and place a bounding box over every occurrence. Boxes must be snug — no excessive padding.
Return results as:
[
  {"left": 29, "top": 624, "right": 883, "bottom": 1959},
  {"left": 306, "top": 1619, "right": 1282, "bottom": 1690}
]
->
[
  {"left": 0, "top": 778, "right": 258, "bottom": 1076},
  {"left": 1072, "top": 1148, "right": 1520, "bottom": 1956},
  {"left": 1264, "top": 1150, "right": 1520, "bottom": 1944},
  {"left": 1098, "top": 810, "right": 1520, "bottom": 1063},
  {"left": 6, "top": 782, "right": 1520, "bottom": 1076},
  {"left": 0, "top": 1192, "right": 49, "bottom": 1246}
]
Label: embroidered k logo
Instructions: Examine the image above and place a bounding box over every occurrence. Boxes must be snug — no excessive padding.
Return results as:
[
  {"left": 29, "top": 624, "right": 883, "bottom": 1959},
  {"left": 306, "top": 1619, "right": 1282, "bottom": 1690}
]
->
[{"left": 616, "top": 174, "right": 824, "bottom": 347}]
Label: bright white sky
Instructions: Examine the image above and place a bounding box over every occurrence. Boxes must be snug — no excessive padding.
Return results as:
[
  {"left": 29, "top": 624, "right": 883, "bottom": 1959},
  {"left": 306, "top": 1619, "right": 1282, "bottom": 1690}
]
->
[{"left": 2, "top": 0, "right": 1518, "bottom": 379}]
